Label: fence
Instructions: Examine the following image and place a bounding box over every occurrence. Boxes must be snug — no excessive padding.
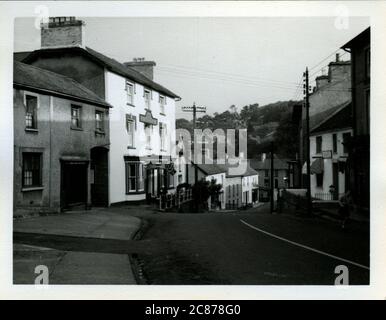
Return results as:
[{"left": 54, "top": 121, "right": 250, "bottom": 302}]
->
[
  {"left": 314, "top": 192, "right": 344, "bottom": 201},
  {"left": 159, "top": 189, "right": 193, "bottom": 211}
]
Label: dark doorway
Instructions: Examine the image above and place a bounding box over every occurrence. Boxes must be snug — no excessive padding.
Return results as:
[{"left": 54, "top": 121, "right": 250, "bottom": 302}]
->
[
  {"left": 90, "top": 147, "right": 109, "bottom": 206},
  {"left": 61, "top": 161, "right": 88, "bottom": 209},
  {"left": 332, "top": 162, "right": 339, "bottom": 200}
]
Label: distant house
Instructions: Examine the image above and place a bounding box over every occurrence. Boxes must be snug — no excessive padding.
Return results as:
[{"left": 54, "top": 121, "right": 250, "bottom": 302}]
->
[
  {"left": 188, "top": 163, "right": 227, "bottom": 210},
  {"left": 341, "top": 27, "right": 370, "bottom": 212},
  {"left": 18, "top": 17, "right": 180, "bottom": 205},
  {"left": 309, "top": 103, "right": 352, "bottom": 200},
  {"left": 250, "top": 154, "right": 290, "bottom": 201},
  {"left": 13, "top": 61, "right": 111, "bottom": 215},
  {"left": 225, "top": 163, "right": 259, "bottom": 209}
]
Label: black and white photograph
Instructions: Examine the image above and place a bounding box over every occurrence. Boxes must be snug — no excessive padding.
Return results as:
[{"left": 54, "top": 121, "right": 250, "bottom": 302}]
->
[{"left": 0, "top": 1, "right": 385, "bottom": 300}]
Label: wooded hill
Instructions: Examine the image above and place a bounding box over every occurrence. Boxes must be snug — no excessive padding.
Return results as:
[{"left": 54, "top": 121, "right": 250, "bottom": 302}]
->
[{"left": 176, "top": 100, "right": 301, "bottom": 159}]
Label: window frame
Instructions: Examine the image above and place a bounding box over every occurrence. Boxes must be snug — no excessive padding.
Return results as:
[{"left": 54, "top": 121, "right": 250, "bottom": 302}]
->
[
  {"left": 126, "top": 114, "right": 136, "bottom": 148},
  {"left": 159, "top": 122, "right": 167, "bottom": 151},
  {"left": 126, "top": 81, "right": 135, "bottom": 105},
  {"left": 159, "top": 95, "right": 166, "bottom": 114},
  {"left": 316, "top": 136, "right": 322, "bottom": 154},
  {"left": 95, "top": 110, "right": 105, "bottom": 133},
  {"left": 332, "top": 133, "right": 337, "bottom": 153},
  {"left": 71, "top": 104, "right": 82, "bottom": 130},
  {"left": 22, "top": 152, "right": 42, "bottom": 188},
  {"left": 144, "top": 88, "right": 152, "bottom": 110},
  {"left": 125, "top": 161, "right": 144, "bottom": 194},
  {"left": 24, "top": 93, "right": 38, "bottom": 131}
]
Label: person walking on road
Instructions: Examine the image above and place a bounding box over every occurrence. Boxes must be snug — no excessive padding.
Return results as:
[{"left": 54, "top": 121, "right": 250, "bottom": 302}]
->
[{"left": 338, "top": 190, "right": 352, "bottom": 229}]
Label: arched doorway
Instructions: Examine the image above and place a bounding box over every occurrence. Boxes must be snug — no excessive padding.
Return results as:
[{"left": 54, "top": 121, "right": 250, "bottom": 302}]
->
[{"left": 90, "top": 146, "right": 109, "bottom": 206}]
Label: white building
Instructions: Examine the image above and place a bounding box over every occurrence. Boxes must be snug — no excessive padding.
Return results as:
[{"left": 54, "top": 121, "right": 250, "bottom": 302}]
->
[
  {"left": 21, "top": 17, "right": 180, "bottom": 205},
  {"left": 225, "top": 163, "right": 259, "bottom": 208},
  {"left": 309, "top": 102, "right": 352, "bottom": 200},
  {"left": 187, "top": 163, "right": 227, "bottom": 210}
]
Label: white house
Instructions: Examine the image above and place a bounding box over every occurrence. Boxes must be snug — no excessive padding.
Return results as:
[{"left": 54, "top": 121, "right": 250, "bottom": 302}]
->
[
  {"left": 21, "top": 17, "right": 180, "bottom": 205},
  {"left": 225, "top": 162, "right": 259, "bottom": 208},
  {"left": 309, "top": 102, "right": 352, "bottom": 200}
]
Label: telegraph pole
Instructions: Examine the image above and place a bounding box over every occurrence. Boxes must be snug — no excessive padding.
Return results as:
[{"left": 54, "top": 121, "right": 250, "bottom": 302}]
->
[
  {"left": 304, "top": 68, "right": 312, "bottom": 215},
  {"left": 181, "top": 102, "right": 206, "bottom": 185}
]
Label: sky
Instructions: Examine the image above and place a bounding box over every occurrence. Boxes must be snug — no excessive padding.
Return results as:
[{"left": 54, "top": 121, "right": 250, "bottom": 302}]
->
[{"left": 14, "top": 17, "right": 369, "bottom": 119}]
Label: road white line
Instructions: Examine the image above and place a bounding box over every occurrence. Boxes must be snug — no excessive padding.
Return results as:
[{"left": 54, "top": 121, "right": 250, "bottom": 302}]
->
[{"left": 239, "top": 219, "right": 370, "bottom": 271}]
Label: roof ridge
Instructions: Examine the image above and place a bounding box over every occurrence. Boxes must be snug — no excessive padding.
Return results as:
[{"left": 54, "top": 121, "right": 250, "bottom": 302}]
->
[{"left": 14, "top": 61, "right": 110, "bottom": 107}]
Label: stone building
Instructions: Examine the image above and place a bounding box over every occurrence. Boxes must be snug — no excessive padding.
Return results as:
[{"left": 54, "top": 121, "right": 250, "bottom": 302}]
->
[
  {"left": 342, "top": 27, "right": 370, "bottom": 213},
  {"left": 13, "top": 61, "right": 111, "bottom": 215},
  {"left": 19, "top": 17, "right": 180, "bottom": 205}
]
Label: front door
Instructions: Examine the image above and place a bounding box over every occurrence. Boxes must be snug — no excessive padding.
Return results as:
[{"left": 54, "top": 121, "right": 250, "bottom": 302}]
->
[{"left": 61, "top": 161, "right": 88, "bottom": 209}]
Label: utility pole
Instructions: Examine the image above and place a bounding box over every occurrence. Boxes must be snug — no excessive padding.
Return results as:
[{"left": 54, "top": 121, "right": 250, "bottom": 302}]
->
[
  {"left": 270, "top": 141, "right": 274, "bottom": 214},
  {"left": 181, "top": 102, "right": 206, "bottom": 185},
  {"left": 304, "top": 68, "right": 312, "bottom": 215}
]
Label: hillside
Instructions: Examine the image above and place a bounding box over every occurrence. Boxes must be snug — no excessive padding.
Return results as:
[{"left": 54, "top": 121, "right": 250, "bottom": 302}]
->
[{"left": 176, "top": 100, "right": 301, "bottom": 159}]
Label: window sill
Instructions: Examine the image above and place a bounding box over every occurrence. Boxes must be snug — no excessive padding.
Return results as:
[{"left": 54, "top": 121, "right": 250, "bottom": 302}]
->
[
  {"left": 22, "top": 186, "right": 44, "bottom": 192},
  {"left": 71, "top": 127, "right": 83, "bottom": 131},
  {"left": 145, "top": 147, "right": 152, "bottom": 150},
  {"left": 160, "top": 112, "right": 166, "bottom": 116},
  {"left": 125, "top": 190, "right": 145, "bottom": 195},
  {"left": 95, "top": 130, "right": 105, "bottom": 136},
  {"left": 127, "top": 146, "right": 136, "bottom": 150},
  {"left": 127, "top": 103, "right": 135, "bottom": 107},
  {"left": 160, "top": 149, "right": 167, "bottom": 152},
  {"left": 25, "top": 128, "right": 38, "bottom": 133}
]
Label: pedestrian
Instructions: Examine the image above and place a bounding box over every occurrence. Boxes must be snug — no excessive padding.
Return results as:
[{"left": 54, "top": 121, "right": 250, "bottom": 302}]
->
[{"left": 338, "top": 190, "right": 352, "bottom": 229}]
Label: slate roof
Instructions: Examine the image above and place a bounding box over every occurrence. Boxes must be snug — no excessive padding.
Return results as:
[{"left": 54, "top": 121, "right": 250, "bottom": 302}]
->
[
  {"left": 308, "top": 100, "right": 351, "bottom": 132},
  {"left": 14, "top": 61, "right": 111, "bottom": 108},
  {"left": 311, "top": 103, "right": 352, "bottom": 134},
  {"left": 225, "top": 164, "right": 258, "bottom": 178},
  {"left": 194, "top": 163, "right": 228, "bottom": 176},
  {"left": 22, "top": 46, "right": 180, "bottom": 99},
  {"left": 194, "top": 162, "right": 258, "bottom": 177}
]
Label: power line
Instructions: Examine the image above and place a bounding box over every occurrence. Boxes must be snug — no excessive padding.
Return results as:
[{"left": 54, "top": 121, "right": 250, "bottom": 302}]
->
[
  {"left": 158, "top": 63, "right": 300, "bottom": 86},
  {"left": 158, "top": 68, "right": 299, "bottom": 91}
]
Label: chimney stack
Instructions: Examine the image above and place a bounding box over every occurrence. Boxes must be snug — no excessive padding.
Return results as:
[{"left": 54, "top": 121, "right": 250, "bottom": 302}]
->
[
  {"left": 336, "top": 53, "right": 340, "bottom": 62},
  {"left": 41, "top": 17, "right": 85, "bottom": 49},
  {"left": 261, "top": 153, "right": 266, "bottom": 162},
  {"left": 124, "top": 58, "right": 156, "bottom": 80}
]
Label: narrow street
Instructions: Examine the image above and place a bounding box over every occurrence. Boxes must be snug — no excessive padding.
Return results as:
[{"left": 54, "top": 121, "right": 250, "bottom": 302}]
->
[
  {"left": 13, "top": 205, "right": 369, "bottom": 285},
  {"left": 132, "top": 205, "right": 369, "bottom": 285}
]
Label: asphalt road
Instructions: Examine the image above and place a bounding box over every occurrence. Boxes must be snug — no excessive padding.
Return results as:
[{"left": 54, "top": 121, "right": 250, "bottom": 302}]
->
[
  {"left": 134, "top": 207, "right": 370, "bottom": 285},
  {"left": 14, "top": 205, "right": 370, "bottom": 285}
]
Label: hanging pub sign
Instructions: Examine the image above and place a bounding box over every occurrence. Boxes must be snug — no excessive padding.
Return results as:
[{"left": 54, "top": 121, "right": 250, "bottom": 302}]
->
[
  {"left": 322, "top": 150, "right": 332, "bottom": 159},
  {"left": 165, "top": 162, "right": 176, "bottom": 175},
  {"left": 139, "top": 110, "right": 158, "bottom": 126}
]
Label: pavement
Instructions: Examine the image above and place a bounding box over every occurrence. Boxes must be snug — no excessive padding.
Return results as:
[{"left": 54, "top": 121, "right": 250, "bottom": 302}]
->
[{"left": 13, "top": 207, "right": 142, "bottom": 284}]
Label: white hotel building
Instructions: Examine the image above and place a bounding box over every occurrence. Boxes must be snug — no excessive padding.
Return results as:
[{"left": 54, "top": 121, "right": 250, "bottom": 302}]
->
[{"left": 21, "top": 17, "right": 180, "bottom": 205}]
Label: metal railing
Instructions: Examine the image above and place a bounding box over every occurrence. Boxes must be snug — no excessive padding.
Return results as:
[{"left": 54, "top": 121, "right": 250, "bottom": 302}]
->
[
  {"left": 159, "top": 189, "right": 193, "bottom": 211},
  {"left": 313, "top": 192, "right": 344, "bottom": 201}
]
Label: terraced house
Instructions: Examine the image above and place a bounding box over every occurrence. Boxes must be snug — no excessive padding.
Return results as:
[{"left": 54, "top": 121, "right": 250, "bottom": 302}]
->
[
  {"left": 18, "top": 17, "right": 180, "bottom": 205},
  {"left": 13, "top": 61, "right": 111, "bottom": 215}
]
